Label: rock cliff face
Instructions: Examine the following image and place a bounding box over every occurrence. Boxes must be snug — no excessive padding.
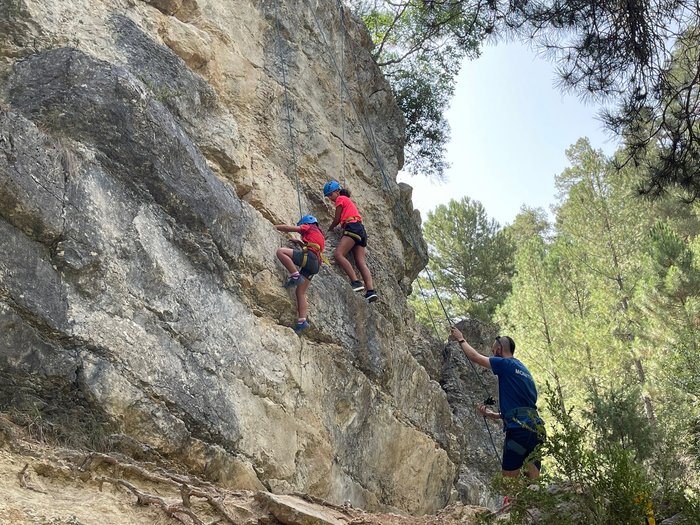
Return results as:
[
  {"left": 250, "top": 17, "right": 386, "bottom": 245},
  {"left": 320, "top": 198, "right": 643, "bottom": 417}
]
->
[{"left": 0, "top": 0, "right": 499, "bottom": 515}]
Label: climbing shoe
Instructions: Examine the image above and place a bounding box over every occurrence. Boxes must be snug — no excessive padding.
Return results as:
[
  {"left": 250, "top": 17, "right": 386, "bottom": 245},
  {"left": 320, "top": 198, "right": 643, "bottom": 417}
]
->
[
  {"left": 294, "top": 320, "right": 310, "bottom": 334},
  {"left": 350, "top": 280, "right": 364, "bottom": 292},
  {"left": 283, "top": 274, "right": 304, "bottom": 288},
  {"left": 364, "top": 290, "right": 378, "bottom": 303}
]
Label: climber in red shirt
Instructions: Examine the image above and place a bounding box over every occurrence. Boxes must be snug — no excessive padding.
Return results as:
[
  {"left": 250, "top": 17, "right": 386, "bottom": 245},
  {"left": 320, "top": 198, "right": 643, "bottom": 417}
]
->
[
  {"left": 275, "top": 215, "right": 326, "bottom": 334},
  {"left": 323, "top": 180, "right": 378, "bottom": 303}
]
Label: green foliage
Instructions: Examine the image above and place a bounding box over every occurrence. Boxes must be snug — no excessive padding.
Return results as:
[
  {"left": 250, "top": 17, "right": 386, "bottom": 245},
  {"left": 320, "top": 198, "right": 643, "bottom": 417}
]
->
[
  {"left": 617, "top": 28, "right": 700, "bottom": 200},
  {"left": 585, "top": 386, "right": 655, "bottom": 462},
  {"left": 501, "top": 0, "right": 700, "bottom": 199},
  {"left": 507, "top": 138, "right": 659, "bottom": 416},
  {"left": 639, "top": 218, "right": 700, "bottom": 397},
  {"left": 493, "top": 135, "right": 700, "bottom": 521},
  {"left": 349, "top": 1, "right": 700, "bottom": 188},
  {"left": 410, "top": 196, "right": 514, "bottom": 326},
  {"left": 496, "top": 232, "right": 577, "bottom": 413},
  {"left": 505, "top": 206, "right": 551, "bottom": 247},
  {"left": 391, "top": 55, "right": 453, "bottom": 178},
  {"left": 349, "top": 0, "right": 484, "bottom": 178},
  {"left": 485, "top": 388, "right": 699, "bottom": 525},
  {"left": 349, "top": 0, "right": 700, "bottom": 193}
]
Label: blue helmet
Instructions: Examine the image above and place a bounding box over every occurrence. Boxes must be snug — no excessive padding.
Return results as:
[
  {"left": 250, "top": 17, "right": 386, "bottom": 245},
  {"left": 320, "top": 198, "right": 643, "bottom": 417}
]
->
[
  {"left": 297, "top": 214, "right": 318, "bottom": 226},
  {"left": 323, "top": 180, "right": 341, "bottom": 196}
]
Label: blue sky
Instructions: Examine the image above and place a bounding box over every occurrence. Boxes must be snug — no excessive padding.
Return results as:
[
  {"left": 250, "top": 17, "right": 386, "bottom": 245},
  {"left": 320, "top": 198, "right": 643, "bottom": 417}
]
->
[{"left": 398, "top": 41, "right": 620, "bottom": 226}]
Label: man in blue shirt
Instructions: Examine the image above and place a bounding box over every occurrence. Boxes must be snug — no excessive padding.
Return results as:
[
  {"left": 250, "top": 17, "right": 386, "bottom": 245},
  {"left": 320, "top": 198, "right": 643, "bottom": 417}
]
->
[{"left": 450, "top": 326, "right": 545, "bottom": 480}]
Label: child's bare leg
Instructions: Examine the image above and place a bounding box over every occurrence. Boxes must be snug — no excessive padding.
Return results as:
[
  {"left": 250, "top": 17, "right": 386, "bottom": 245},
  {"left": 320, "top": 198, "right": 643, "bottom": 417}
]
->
[
  {"left": 352, "top": 245, "right": 374, "bottom": 289},
  {"left": 276, "top": 247, "right": 298, "bottom": 274},
  {"left": 333, "top": 236, "right": 358, "bottom": 281},
  {"left": 295, "top": 278, "right": 311, "bottom": 319}
]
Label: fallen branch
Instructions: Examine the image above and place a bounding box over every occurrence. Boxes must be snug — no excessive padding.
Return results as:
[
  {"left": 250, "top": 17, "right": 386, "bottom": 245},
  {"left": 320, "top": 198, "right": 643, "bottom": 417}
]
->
[
  {"left": 159, "top": 468, "right": 220, "bottom": 490},
  {"left": 80, "top": 452, "right": 172, "bottom": 484},
  {"left": 17, "top": 463, "right": 48, "bottom": 494},
  {"left": 97, "top": 476, "right": 203, "bottom": 525},
  {"left": 80, "top": 453, "right": 222, "bottom": 493},
  {"left": 80, "top": 452, "right": 242, "bottom": 524},
  {"left": 184, "top": 484, "right": 241, "bottom": 524}
]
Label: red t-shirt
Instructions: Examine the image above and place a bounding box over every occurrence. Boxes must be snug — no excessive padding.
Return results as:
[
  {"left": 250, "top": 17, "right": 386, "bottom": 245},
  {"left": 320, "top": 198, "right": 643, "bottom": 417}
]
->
[
  {"left": 335, "top": 195, "right": 362, "bottom": 226},
  {"left": 300, "top": 224, "right": 325, "bottom": 257}
]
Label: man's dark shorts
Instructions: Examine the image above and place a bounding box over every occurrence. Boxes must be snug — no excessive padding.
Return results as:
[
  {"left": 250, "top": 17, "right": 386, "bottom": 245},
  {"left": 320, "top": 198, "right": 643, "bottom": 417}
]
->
[
  {"left": 502, "top": 427, "right": 545, "bottom": 471},
  {"left": 291, "top": 249, "right": 320, "bottom": 279},
  {"left": 342, "top": 221, "right": 367, "bottom": 247}
]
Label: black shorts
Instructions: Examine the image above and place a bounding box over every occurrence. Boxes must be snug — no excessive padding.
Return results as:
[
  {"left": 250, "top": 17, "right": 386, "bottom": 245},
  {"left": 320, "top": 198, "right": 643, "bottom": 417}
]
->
[
  {"left": 342, "top": 221, "right": 367, "bottom": 247},
  {"left": 502, "top": 427, "right": 545, "bottom": 471},
  {"left": 291, "top": 249, "right": 320, "bottom": 279}
]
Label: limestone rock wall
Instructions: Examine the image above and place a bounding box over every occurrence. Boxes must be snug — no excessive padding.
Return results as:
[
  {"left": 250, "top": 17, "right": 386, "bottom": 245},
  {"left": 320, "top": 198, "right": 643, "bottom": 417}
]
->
[{"left": 0, "top": 0, "right": 499, "bottom": 515}]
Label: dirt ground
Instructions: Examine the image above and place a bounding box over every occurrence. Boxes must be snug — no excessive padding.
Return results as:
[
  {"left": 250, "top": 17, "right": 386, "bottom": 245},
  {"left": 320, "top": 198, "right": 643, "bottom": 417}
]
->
[{"left": 0, "top": 416, "right": 495, "bottom": 525}]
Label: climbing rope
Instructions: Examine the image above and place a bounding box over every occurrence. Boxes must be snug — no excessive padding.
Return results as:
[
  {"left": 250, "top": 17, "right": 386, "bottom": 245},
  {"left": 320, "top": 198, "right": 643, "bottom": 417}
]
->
[
  {"left": 312, "top": 1, "right": 430, "bottom": 278},
  {"left": 423, "top": 269, "right": 502, "bottom": 460},
  {"left": 418, "top": 270, "right": 501, "bottom": 459},
  {"left": 416, "top": 279, "right": 442, "bottom": 339},
  {"left": 336, "top": 0, "right": 347, "bottom": 186},
  {"left": 308, "top": 0, "right": 502, "bottom": 462},
  {"left": 272, "top": 0, "right": 303, "bottom": 217}
]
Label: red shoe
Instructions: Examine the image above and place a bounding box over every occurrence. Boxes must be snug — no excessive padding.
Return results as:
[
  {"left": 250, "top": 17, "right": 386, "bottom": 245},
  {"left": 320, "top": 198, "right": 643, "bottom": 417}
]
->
[{"left": 502, "top": 496, "right": 511, "bottom": 507}]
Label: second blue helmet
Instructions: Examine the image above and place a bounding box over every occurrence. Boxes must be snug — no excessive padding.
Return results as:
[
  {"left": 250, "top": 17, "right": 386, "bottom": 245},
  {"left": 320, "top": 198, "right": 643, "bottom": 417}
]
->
[
  {"left": 297, "top": 214, "right": 318, "bottom": 226},
  {"left": 323, "top": 180, "right": 341, "bottom": 196}
]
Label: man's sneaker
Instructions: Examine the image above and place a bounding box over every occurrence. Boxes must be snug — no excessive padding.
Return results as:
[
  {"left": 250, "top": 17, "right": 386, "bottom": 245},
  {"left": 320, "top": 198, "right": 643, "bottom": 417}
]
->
[
  {"left": 283, "top": 274, "right": 304, "bottom": 288},
  {"left": 364, "top": 290, "right": 378, "bottom": 303},
  {"left": 294, "top": 320, "right": 310, "bottom": 334},
  {"left": 350, "top": 280, "right": 364, "bottom": 292}
]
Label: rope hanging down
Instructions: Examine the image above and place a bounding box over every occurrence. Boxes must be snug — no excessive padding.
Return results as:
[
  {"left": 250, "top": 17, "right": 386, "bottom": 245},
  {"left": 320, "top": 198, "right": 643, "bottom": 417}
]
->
[
  {"left": 273, "top": 0, "right": 303, "bottom": 217},
  {"left": 306, "top": 0, "right": 501, "bottom": 462},
  {"left": 307, "top": 2, "right": 429, "bottom": 265},
  {"left": 423, "top": 270, "right": 501, "bottom": 460},
  {"left": 416, "top": 279, "right": 442, "bottom": 338},
  {"left": 336, "top": 0, "right": 347, "bottom": 186}
]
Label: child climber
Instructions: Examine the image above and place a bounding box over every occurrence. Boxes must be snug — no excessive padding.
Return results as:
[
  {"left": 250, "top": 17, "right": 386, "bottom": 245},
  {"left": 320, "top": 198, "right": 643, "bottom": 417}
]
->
[
  {"left": 323, "top": 180, "right": 378, "bottom": 302},
  {"left": 275, "top": 215, "right": 325, "bottom": 334}
]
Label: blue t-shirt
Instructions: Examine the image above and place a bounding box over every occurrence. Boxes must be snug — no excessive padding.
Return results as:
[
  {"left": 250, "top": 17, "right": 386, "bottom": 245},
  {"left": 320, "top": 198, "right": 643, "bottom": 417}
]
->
[{"left": 489, "top": 356, "right": 539, "bottom": 430}]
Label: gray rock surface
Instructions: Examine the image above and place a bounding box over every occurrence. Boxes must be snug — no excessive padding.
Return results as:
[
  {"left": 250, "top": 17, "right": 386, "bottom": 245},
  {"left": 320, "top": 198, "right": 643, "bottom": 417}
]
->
[
  {"left": 256, "top": 492, "right": 347, "bottom": 525},
  {"left": 0, "top": 0, "right": 500, "bottom": 515}
]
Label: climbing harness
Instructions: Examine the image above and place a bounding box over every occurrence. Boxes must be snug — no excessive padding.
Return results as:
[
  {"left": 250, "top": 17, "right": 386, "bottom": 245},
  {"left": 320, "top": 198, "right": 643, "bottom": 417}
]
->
[
  {"left": 295, "top": 216, "right": 329, "bottom": 265},
  {"left": 502, "top": 407, "right": 542, "bottom": 423},
  {"left": 341, "top": 215, "right": 361, "bottom": 226},
  {"left": 502, "top": 407, "right": 544, "bottom": 434},
  {"left": 342, "top": 229, "right": 362, "bottom": 242},
  {"left": 299, "top": 245, "right": 315, "bottom": 268},
  {"left": 300, "top": 242, "right": 329, "bottom": 267}
]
